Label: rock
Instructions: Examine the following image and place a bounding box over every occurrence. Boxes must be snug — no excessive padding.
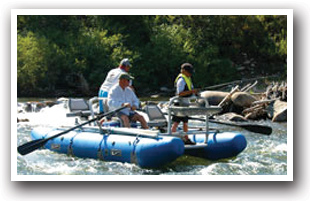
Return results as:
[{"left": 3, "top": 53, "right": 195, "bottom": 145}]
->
[
  {"left": 231, "top": 92, "right": 257, "bottom": 108},
  {"left": 24, "top": 101, "right": 45, "bottom": 112},
  {"left": 272, "top": 100, "right": 287, "bottom": 122},
  {"left": 245, "top": 110, "right": 267, "bottom": 120},
  {"left": 43, "top": 100, "right": 57, "bottom": 107},
  {"left": 150, "top": 94, "right": 160, "bottom": 99},
  {"left": 17, "top": 102, "right": 24, "bottom": 113},
  {"left": 199, "top": 90, "right": 229, "bottom": 105},
  {"left": 17, "top": 118, "right": 29, "bottom": 123}
]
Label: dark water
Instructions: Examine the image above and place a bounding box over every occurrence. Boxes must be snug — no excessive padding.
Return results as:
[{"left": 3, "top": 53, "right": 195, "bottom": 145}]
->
[{"left": 16, "top": 101, "right": 287, "bottom": 176}]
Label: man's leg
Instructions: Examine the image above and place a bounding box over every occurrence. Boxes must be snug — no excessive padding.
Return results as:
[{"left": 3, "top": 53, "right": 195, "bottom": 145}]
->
[
  {"left": 132, "top": 113, "right": 149, "bottom": 129},
  {"left": 120, "top": 114, "right": 130, "bottom": 127},
  {"left": 183, "top": 122, "right": 188, "bottom": 132},
  {"left": 171, "top": 122, "right": 179, "bottom": 132}
]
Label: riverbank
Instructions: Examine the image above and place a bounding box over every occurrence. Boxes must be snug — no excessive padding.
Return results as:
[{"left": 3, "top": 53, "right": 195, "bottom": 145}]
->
[{"left": 17, "top": 78, "right": 287, "bottom": 123}]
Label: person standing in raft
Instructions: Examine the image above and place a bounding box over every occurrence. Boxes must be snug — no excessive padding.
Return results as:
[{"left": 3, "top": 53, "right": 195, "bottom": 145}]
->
[
  {"left": 98, "top": 58, "right": 133, "bottom": 113},
  {"left": 171, "top": 63, "right": 197, "bottom": 144},
  {"left": 107, "top": 73, "right": 149, "bottom": 129}
]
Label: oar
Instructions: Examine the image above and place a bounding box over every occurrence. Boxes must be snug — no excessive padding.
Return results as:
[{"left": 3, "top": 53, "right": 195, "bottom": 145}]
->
[
  {"left": 17, "top": 106, "right": 127, "bottom": 156},
  {"left": 188, "top": 117, "right": 272, "bottom": 135}
]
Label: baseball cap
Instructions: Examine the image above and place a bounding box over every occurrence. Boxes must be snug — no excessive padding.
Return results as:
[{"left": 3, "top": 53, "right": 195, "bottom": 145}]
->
[
  {"left": 120, "top": 58, "right": 131, "bottom": 67},
  {"left": 181, "top": 63, "right": 194, "bottom": 74},
  {"left": 119, "top": 73, "right": 134, "bottom": 80}
]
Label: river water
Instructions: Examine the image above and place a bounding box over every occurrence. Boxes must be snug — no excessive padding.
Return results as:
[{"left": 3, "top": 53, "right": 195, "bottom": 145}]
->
[{"left": 15, "top": 100, "right": 288, "bottom": 178}]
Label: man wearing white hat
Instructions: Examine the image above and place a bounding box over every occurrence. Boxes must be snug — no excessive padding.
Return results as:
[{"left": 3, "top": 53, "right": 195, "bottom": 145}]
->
[{"left": 98, "top": 58, "right": 133, "bottom": 113}]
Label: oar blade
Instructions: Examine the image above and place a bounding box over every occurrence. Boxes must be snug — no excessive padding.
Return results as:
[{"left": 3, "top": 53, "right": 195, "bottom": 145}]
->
[
  {"left": 241, "top": 124, "right": 272, "bottom": 135},
  {"left": 208, "top": 119, "right": 272, "bottom": 135},
  {"left": 17, "top": 139, "right": 47, "bottom": 155}
]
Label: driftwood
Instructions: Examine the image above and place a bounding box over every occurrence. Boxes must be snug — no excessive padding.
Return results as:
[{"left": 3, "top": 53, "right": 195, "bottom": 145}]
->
[
  {"left": 251, "top": 98, "right": 280, "bottom": 106},
  {"left": 242, "top": 104, "right": 264, "bottom": 114},
  {"left": 241, "top": 80, "right": 258, "bottom": 92},
  {"left": 266, "top": 81, "right": 287, "bottom": 101},
  {"left": 203, "top": 75, "right": 278, "bottom": 90},
  {"left": 207, "top": 80, "right": 287, "bottom": 122},
  {"left": 240, "top": 83, "right": 251, "bottom": 92},
  {"left": 199, "top": 79, "right": 287, "bottom": 122},
  {"left": 218, "top": 85, "right": 240, "bottom": 107}
]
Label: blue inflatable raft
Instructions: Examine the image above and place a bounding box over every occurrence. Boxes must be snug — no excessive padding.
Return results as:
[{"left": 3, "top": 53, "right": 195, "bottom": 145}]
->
[
  {"left": 28, "top": 96, "right": 247, "bottom": 168},
  {"left": 31, "top": 126, "right": 246, "bottom": 168}
]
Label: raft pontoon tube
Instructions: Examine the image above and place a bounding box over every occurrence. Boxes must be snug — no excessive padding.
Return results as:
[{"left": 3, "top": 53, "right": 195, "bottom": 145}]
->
[{"left": 31, "top": 127, "right": 184, "bottom": 168}]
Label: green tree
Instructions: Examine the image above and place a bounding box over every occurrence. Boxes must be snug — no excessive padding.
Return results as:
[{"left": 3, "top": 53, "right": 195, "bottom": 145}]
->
[{"left": 17, "top": 15, "right": 287, "bottom": 97}]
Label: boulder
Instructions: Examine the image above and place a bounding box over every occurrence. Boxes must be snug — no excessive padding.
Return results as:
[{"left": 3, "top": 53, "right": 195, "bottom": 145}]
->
[
  {"left": 43, "top": 100, "right": 57, "bottom": 107},
  {"left": 23, "top": 101, "right": 45, "bottom": 112},
  {"left": 231, "top": 92, "right": 257, "bottom": 108},
  {"left": 244, "top": 110, "right": 267, "bottom": 120},
  {"left": 199, "top": 90, "right": 229, "bottom": 105},
  {"left": 272, "top": 100, "right": 287, "bottom": 122}
]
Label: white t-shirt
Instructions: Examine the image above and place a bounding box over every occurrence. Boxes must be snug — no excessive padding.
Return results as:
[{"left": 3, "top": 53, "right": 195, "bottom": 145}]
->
[
  {"left": 107, "top": 84, "right": 139, "bottom": 116},
  {"left": 176, "top": 77, "right": 194, "bottom": 94},
  {"left": 99, "top": 68, "right": 132, "bottom": 92},
  {"left": 175, "top": 77, "right": 194, "bottom": 106},
  {"left": 176, "top": 77, "right": 187, "bottom": 94}
]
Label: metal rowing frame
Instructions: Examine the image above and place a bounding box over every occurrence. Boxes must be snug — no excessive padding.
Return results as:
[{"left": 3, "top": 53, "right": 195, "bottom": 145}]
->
[
  {"left": 88, "top": 95, "right": 217, "bottom": 145},
  {"left": 167, "top": 95, "right": 210, "bottom": 144}
]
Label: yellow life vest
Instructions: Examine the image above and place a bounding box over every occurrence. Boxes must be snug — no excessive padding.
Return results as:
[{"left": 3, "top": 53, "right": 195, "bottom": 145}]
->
[{"left": 174, "top": 73, "right": 193, "bottom": 91}]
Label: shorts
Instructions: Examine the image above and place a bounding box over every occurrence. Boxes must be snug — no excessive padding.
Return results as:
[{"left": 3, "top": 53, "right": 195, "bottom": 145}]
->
[
  {"left": 171, "top": 101, "right": 189, "bottom": 123},
  {"left": 172, "top": 115, "right": 188, "bottom": 123},
  {"left": 117, "top": 111, "right": 137, "bottom": 122}
]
